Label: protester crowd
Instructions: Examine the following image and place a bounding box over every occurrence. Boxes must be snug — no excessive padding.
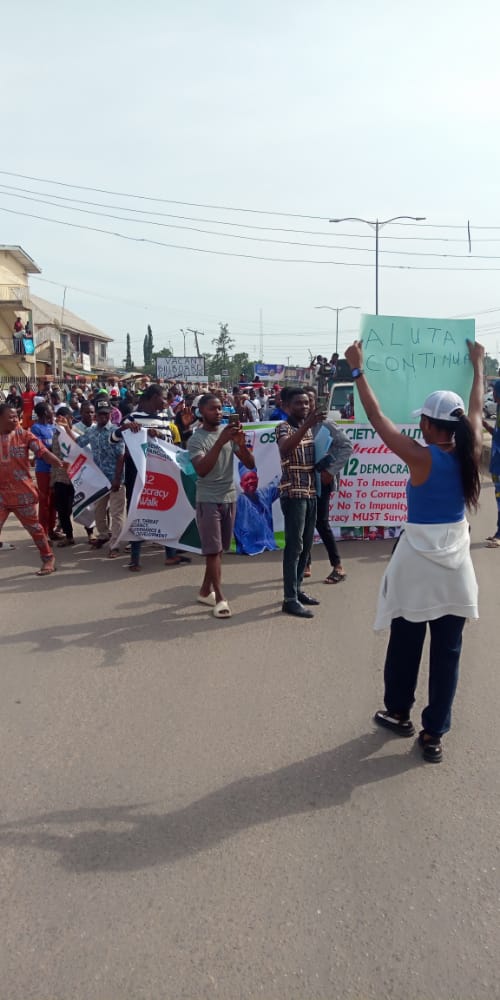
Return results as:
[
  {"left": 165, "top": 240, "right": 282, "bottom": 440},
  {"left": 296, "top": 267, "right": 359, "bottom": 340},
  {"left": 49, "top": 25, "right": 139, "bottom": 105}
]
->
[
  {"left": 0, "top": 373, "right": 343, "bottom": 581},
  {"left": 0, "top": 340, "right": 492, "bottom": 762}
]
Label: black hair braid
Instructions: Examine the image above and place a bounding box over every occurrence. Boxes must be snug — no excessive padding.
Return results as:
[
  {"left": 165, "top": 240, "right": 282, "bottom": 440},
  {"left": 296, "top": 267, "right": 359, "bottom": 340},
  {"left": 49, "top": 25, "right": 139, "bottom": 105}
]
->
[
  {"left": 453, "top": 413, "right": 481, "bottom": 511},
  {"left": 430, "top": 413, "right": 480, "bottom": 511}
]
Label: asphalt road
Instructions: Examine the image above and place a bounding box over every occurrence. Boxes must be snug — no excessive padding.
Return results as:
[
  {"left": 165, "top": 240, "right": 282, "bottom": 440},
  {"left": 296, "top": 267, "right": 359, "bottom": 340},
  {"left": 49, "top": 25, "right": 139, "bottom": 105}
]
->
[{"left": 1, "top": 486, "right": 499, "bottom": 1000}]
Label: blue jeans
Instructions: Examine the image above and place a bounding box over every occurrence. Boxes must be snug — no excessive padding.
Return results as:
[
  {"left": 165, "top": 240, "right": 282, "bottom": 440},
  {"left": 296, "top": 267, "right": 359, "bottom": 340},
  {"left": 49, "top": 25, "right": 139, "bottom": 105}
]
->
[
  {"left": 129, "top": 541, "right": 177, "bottom": 566},
  {"left": 280, "top": 496, "right": 317, "bottom": 602},
  {"left": 383, "top": 615, "right": 465, "bottom": 737}
]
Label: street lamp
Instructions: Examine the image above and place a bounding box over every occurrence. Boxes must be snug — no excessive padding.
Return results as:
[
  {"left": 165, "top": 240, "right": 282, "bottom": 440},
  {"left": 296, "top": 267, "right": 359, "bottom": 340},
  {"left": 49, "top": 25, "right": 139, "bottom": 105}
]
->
[
  {"left": 329, "top": 215, "right": 426, "bottom": 314},
  {"left": 314, "top": 305, "right": 360, "bottom": 354},
  {"left": 180, "top": 328, "right": 187, "bottom": 357}
]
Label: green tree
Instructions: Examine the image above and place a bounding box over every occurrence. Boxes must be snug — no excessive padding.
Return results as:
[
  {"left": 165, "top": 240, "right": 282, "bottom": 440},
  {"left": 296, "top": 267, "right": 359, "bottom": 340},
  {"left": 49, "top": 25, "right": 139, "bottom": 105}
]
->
[
  {"left": 230, "top": 352, "right": 252, "bottom": 384},
  {"left": 124, "top": 333, "right": 133, "bottom": 370},
  {"left": 147, "top": 324, "right": 154, "bottom": 363},
  {"left": 208, "top": 322, "right": 235, "bottom": 378}
]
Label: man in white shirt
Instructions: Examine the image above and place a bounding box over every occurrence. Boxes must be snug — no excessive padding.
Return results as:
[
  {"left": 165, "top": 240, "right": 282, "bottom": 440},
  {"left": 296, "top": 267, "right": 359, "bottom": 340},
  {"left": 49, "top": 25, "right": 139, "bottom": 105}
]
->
[{"left": 242, "top": 393, "right": 259, "bottom": 423}]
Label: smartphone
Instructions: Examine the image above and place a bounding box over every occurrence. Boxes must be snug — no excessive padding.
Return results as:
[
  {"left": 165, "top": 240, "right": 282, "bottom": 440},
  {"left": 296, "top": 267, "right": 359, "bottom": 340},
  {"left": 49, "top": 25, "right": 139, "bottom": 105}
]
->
[{"left": 228, "top": 414, "right": 240, "bottom": 426}]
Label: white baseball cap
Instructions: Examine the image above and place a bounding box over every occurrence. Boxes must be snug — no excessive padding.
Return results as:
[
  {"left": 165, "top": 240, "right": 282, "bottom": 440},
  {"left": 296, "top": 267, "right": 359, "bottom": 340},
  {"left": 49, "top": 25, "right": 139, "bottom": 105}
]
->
[{"left": 412, "top": 390, "right": 465, "bottom": 422}]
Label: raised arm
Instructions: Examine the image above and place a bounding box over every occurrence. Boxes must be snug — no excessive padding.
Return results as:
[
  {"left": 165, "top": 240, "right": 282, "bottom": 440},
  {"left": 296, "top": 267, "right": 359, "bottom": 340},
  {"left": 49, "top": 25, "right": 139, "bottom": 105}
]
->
[
  {"left": 466, "top": 339, "right": 485, "bottom": 462},
  {"left": 344, "top": 341, "right": 429, "bottom": 476},
  {"left": 277, "top": 410, "right": 324, "bottom": 458}
]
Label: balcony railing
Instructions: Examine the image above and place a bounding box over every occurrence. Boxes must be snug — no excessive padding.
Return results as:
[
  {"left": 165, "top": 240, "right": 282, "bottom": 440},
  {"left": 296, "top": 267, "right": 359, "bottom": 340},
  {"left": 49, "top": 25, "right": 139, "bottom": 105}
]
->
[
  {"left": 35, "top": 325, "right": 61, "bottom": 348},
  {"left": 0, "top": 284, "right": 31, "bottom": 307}
]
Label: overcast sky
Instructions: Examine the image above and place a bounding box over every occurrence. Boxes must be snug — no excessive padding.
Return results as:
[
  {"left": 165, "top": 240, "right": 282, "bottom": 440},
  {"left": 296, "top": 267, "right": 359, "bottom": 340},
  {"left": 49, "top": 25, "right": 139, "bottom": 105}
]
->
[{"left": 3, "top": 0, "right": 500, "bottom": 368}]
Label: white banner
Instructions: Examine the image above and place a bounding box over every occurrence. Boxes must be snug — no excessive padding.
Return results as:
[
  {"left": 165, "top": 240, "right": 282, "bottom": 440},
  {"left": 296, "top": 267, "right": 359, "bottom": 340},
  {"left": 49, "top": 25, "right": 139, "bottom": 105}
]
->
[
  {"left": 119, "top": 430, "right": 201, "bottom": 551},
  {"left": 156, "top": 356, "right": 205, "bottom": 379},
  {"left": 55, "top": 427, "right": 111, "bottom": 518},
  {"left": 116, "top": 423, "right": 415, "bottom": 555},
  {"left": 239, "top": 423, "right": 416, "bottom": 541}
]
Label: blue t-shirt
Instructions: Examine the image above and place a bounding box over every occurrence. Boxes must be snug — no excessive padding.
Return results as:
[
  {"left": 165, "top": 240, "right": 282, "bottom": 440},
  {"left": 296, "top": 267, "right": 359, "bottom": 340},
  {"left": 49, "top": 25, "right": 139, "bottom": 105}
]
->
[
  {"left": 407, "top": 446, "right": 465, "bottom": 524},
  {"left": 31, "top": 422, "right": 54, "bottom": 473},
  {"left": 270, "top": 406, "right": 288, "bottom": 421},
  {"left": 221, "top": 404, "right": 236, "bottom": 425}
]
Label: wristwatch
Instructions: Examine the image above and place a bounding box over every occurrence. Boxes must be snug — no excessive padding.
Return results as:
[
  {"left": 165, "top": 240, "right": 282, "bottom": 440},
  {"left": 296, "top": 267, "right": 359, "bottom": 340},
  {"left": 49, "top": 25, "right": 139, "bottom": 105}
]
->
[{"left": 351, "top": 368, "right": 364, "bottom": 380}]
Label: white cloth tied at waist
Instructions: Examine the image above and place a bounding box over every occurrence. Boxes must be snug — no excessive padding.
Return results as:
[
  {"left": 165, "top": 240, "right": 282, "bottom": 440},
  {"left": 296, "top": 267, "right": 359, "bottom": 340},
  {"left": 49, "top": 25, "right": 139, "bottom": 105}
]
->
[{"left": 374, "top": 518, "right": 478, "bottom": 631}]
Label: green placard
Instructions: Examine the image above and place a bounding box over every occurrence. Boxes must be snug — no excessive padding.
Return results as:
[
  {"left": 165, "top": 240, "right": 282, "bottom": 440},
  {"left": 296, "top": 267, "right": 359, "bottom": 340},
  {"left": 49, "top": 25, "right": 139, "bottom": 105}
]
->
[{"left": 357, "top": 314, "right": 475, "bottom": 423}]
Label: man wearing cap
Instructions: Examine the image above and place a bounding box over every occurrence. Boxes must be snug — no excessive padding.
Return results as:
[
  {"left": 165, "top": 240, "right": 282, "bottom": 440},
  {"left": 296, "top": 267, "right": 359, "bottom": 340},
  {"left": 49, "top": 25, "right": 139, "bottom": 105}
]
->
[
  {"left": 70, "top": 397, "right": 126, "bottom": 556},
  {"left": 482, "top": 379, "right": 500, "bottom": 546}
]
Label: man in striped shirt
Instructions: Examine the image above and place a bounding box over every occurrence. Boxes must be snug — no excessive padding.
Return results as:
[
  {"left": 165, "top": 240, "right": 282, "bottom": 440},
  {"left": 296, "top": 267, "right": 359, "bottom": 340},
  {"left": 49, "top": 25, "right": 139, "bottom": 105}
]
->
[
  {"left": 111, "top": 384, "right": 190, "bottom": 570},
  {"left": 276, "top": 388, "right": 325, "bottom": 618}
]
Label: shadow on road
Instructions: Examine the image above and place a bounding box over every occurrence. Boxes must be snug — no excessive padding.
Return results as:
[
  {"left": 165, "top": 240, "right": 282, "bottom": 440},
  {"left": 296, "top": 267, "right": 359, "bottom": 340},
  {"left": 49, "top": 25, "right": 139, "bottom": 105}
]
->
[{"left": 0, "top": 731, "right": 420, "bottom": 873}]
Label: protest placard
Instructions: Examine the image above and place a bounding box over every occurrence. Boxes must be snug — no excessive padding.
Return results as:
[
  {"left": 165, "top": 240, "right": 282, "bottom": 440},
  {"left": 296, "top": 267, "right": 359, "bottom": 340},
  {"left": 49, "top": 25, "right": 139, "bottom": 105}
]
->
[
  {"left": 357, "top": 314, "right": 475, "bottom": 423},
  {"left": 55, "top": 427, "right": 111, "bottom": 517},
  {"left": 156, "top": 356, "right": 205, "bottom": 379},
  {"left": 119, "top": 430, "right": 201, "bottom": 551}
]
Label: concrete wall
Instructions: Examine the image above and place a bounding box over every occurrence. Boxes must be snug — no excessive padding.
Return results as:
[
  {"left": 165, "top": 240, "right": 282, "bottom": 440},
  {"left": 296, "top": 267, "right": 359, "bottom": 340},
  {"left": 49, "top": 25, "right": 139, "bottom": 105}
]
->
[{"left": 0, "top": 252, "right": 28, "bottom": 287}]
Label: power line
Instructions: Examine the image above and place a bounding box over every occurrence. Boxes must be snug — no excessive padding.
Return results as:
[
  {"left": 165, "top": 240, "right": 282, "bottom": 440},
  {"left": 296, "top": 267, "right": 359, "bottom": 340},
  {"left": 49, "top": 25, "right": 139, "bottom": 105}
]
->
[
  {"left": 5, "top": 167, "right": 500, "bottom": 236},
  {"left": 2, "top": 181, "right": 498, "bottom": 244},
  {"left": 7, "top": 202, "right": 500, "bottom": 272},
  {"left": 0, "top": 168, "right": 330, "bottom": 221},
  {"left": 0, "top": 189, "right": 483, "bottom": 258},
  {"left": 7, "top": 188, "right": 500, "bottom": 260}
]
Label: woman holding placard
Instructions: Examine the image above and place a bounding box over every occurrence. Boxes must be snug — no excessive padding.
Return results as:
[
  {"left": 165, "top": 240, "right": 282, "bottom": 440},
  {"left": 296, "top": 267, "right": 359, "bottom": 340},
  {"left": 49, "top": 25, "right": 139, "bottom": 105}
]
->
[{"left": 345, "top": 339, "right": 484, "bottom": 763}]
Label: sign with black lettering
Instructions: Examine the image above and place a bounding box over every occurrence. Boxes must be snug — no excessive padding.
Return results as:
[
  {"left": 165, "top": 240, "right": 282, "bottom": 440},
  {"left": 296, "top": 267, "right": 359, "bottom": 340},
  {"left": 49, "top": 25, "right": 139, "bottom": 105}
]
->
[
  {"left": 357, "top": 314, "right": 475, "bottom": 422},
  {"left": 156, "top": 356, "right": 205, "bottom": 379}
]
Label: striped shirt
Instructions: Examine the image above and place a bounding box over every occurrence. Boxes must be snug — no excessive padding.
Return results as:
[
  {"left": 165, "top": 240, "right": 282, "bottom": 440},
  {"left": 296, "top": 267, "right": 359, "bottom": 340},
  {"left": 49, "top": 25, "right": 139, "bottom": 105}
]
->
[
  {"left": 111, "top": 409, "right": 175, "bottom": 500},
  {"left": 110, "top": 410, "right": 174, "bottom": 444},
  {"left": 276, "top": 421, "right": 316, "bottom": 499}
]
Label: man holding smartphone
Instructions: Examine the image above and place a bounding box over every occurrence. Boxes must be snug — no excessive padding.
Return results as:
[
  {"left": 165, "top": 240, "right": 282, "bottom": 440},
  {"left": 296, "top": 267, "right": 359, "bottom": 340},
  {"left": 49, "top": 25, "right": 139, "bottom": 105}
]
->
[
  {"left": 276, "top": 388, "right": 325, "bottom": 618},
  {"left": 188, "top": 394, "right": 254, "bottom": 618}
]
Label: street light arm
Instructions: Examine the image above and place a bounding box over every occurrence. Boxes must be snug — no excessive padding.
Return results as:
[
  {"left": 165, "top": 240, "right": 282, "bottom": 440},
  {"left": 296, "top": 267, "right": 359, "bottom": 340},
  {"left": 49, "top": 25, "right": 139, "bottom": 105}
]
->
[
  {"left": 330, "top": 215, "right": 426, "bottom": 229},
  {"left": 329, "top": 216, "right": 376, "bottom": 226},
  {"left": 377, "top": 215, "right": 426, "bottom": 229},
  {"left": 314, "top": 305, "right": 360, "bottom": 312}
]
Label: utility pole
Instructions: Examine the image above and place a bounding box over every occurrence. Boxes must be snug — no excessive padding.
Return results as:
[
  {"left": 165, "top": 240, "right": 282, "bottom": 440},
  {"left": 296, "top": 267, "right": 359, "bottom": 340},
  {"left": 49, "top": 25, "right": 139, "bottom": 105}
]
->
[
  {"left": 180, "top": 328, "right": 186, "bottom": 357},
  {"left": 314, "top": 305, "right": 360, "bottom": 354},
  {"left": 186, "top": 327, "right": 205, "bottom": 358},
  {"left": 329, "top": 215, "right": 426, "bottom": 314}
]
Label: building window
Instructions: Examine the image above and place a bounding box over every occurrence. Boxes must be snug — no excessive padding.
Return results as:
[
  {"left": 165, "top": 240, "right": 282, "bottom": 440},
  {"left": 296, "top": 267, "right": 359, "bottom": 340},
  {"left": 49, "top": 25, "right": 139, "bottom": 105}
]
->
[{"left": 99, "top": 343, "right": 107, "bottom": 359}]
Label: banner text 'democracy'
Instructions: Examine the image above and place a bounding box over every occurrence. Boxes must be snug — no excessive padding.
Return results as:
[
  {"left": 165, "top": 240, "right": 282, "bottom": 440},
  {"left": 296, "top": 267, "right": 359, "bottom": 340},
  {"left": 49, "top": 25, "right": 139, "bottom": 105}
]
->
[{"left": 357, "top": 314, "right": 475, "bottom": 423}]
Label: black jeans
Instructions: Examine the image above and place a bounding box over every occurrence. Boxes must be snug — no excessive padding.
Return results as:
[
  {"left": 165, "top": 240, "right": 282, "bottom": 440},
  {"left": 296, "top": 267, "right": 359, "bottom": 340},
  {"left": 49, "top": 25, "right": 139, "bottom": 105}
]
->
[
  {"left": 307, "top": 486, "right": 341, "bottom": 568},
  {"left": 53, "top": 482, "right": 75, "bottom": 540},
  {"left": 384, "top": 615, "right": 465, "bottom": 737},
  {"left": 280, "top": 496, "right": 317, "bottom": 602}
]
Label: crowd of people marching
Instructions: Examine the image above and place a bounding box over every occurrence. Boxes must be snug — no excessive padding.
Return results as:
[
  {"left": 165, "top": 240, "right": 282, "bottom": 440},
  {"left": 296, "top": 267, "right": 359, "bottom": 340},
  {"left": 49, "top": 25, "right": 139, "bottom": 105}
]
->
[
  {"left": 0, "top": 340, "right": 493, "bottom": 762},
  {"left": 0, "top": 372, "right": 334, "bottom": 578}
]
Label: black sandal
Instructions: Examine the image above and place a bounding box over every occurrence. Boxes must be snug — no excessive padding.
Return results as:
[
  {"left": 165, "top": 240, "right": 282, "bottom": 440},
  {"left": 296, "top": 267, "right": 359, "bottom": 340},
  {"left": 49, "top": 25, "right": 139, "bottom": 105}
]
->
[
  {"left": 324, "top": 568, "right": 346, "bottom": 584},
  {"left": 374, "top": 710, "right": 415, "bottom": 737},
  {"left": 418, "top": 730, "right": 443, "bottom": 763}
]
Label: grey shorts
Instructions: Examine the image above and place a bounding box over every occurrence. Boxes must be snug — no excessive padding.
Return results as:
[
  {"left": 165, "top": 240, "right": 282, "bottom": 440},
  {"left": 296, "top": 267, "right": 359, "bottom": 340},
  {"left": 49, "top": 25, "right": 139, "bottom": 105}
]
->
[{"left": 196, "top": 501, "right": 236, "bottom": 555}]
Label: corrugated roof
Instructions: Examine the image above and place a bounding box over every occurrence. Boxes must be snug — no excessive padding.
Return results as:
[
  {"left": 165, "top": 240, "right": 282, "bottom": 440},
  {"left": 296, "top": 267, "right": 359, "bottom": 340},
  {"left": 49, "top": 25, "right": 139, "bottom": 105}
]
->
[{"left": 29, "top": 294, "right": 113, "bottom": 343}]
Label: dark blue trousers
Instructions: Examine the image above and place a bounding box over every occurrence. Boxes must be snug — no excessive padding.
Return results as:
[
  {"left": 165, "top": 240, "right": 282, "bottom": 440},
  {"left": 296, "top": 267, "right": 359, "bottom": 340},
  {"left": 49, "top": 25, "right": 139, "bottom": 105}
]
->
[{"left": 384, "top": 615, "right": 465, "bottom": 737}]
